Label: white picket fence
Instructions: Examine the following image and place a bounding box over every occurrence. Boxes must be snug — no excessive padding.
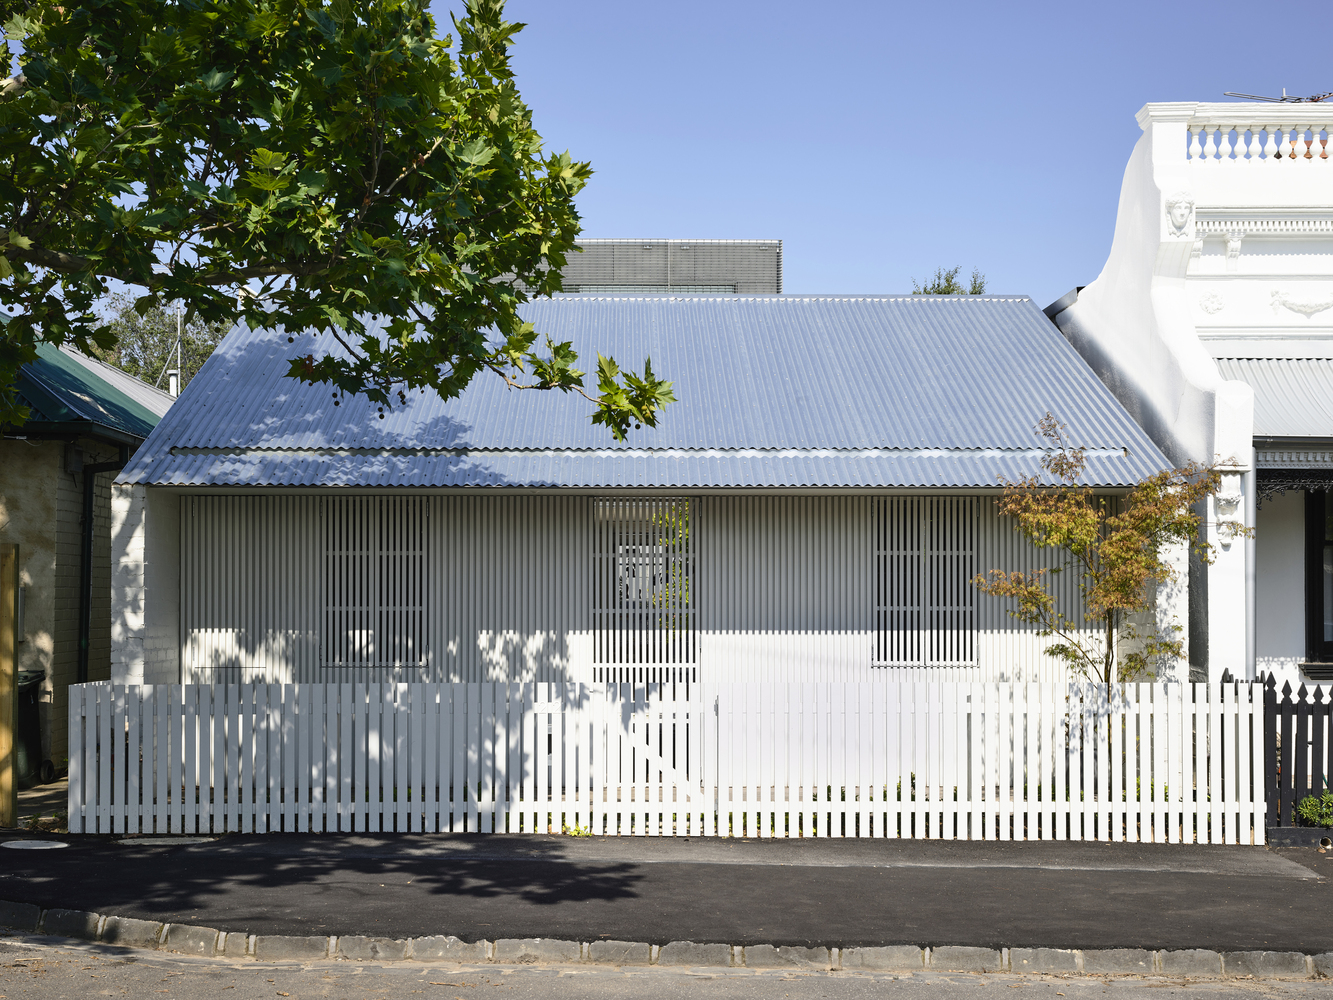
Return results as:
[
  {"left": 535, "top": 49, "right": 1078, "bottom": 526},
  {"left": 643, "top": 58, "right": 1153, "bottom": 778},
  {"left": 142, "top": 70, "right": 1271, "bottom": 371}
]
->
[{"left": 68, "top": 681, "right": 1265, "bottom": 843}]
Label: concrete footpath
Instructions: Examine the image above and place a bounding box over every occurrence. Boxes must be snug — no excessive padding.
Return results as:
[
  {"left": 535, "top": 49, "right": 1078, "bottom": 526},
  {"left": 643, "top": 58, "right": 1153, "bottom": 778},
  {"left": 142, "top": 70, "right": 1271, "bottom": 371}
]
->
[{"left": 0, "top": 834, "right": 1329, "bottom": 976}]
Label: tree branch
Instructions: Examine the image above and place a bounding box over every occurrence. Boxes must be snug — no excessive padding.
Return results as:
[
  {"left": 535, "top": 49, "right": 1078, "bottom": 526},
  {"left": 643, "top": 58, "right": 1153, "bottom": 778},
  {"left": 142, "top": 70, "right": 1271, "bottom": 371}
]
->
[{"left": 6, "top": 241, "right": 335, "bottom": 287}]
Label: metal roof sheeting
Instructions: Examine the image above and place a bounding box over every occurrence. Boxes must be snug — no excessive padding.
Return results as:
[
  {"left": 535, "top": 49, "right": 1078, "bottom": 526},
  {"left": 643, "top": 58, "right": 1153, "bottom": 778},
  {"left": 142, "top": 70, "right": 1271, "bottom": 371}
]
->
[
  {"left": 121, "top": 295, "right": 1169, "bottom": 489},
  {"left": 1216, "top": 357, "right": 1333, "bottom": 438},
  {"left": 18, "top": 343, "right": 164, "bottom": 440},
  {"left": 60, "top": 347, "right": 175, "bottom": 419}
]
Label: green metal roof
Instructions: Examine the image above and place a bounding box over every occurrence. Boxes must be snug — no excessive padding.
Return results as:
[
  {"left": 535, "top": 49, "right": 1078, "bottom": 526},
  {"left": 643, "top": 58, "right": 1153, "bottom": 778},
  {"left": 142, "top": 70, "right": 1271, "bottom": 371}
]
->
[{"left": 16, "top": 343, "right": 162, "bottom": 441}]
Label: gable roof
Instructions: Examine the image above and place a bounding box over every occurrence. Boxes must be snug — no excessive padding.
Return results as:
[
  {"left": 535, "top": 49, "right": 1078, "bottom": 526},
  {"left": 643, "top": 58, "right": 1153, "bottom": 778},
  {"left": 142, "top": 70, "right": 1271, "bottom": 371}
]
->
[
  {"left": 16, "top": 343, "right": 172, "bottom": 444},
  {"left": 59, "top": 347, "right": 177, "bottom": 421},
  {"left": 120, "top": 295, "right": 1169, "bottom": 489}
]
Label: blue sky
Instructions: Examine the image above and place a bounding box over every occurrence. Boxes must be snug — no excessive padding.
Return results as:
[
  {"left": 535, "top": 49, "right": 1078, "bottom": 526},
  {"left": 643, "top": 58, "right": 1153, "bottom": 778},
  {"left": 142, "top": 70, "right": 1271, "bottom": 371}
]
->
[{"left": 432, "top": 0, "right": 1329, "bottom": 306}]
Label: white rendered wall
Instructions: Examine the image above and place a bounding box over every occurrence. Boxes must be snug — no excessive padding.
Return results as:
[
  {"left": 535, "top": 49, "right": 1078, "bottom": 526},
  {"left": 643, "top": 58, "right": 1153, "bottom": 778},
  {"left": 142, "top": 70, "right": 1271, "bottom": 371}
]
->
[
  {"left": 1255, "top": 490, "right": 1306, "bottom": 684},
  {"left": 155, "top": 491, "right": 1146, "bottom": 686}
]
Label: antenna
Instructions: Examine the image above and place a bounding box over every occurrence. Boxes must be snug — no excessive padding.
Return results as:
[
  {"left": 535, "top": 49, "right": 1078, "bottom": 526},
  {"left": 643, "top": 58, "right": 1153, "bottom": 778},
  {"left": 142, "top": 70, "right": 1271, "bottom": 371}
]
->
[
  {"left": 155, "top": 302, "right": 185, "bottom": 393},
  {"left": 1224, "top": 89, "right": 1333, "bottom": 103}
]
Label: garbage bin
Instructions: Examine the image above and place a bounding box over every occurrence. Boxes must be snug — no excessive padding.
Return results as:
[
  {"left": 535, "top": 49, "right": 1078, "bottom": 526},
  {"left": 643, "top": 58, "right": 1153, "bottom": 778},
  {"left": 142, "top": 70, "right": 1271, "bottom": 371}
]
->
[{"left": 14, "top": 670, "right": 45, "bottom": 790}]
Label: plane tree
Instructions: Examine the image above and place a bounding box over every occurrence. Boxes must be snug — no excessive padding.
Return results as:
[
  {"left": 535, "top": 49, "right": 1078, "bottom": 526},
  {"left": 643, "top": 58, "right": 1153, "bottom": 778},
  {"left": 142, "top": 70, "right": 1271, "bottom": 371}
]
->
[{"left": 0, "top": 0, "right": 673, "bottom": 437}]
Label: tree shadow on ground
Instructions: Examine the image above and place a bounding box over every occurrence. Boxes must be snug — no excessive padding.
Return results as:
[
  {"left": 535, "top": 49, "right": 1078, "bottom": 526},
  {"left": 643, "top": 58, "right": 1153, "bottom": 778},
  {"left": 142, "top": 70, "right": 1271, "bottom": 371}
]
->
[{"left": 0, "top": 848, "right": 645, "bottom": 922}]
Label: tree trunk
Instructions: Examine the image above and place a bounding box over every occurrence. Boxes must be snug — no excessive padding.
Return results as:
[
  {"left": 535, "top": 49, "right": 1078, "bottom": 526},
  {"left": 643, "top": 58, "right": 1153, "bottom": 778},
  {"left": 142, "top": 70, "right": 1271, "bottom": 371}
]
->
[{"left": 1103, "top": 611, "right": 1115, "bottom": 684}]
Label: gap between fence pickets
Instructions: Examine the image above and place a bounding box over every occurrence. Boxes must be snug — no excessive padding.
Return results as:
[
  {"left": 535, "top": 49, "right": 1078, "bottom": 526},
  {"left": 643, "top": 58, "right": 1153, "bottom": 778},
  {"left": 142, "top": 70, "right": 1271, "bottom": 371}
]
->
[{"left": 67, "top": 681, "right": 1266, "bottom": 844}]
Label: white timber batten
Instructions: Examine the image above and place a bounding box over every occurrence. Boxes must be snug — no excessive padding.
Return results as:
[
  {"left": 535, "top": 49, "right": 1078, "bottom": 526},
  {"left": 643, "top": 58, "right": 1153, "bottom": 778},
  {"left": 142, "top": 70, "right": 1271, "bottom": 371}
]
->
[{"left": 167, "top": 492, "right": 1102, "bottom": 686}]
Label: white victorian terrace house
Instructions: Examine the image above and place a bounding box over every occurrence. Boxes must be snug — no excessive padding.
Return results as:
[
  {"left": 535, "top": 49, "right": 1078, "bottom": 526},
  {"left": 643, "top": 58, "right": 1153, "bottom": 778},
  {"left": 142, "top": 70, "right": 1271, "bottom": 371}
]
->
[{"left": 1048, "top": 100, "right": 1333, "bottom": 686}]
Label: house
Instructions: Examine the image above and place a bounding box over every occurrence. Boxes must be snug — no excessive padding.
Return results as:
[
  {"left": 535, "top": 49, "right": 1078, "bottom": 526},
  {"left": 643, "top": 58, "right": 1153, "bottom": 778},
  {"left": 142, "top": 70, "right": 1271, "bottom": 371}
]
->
[
  {"left": 0, "top": 344, "right": 173, "bottom": 776},
  {"left": 1047, "top": 100, "right": 1333, "bottom": 685},
  {"left": 110, "top": 295, "right": 1171, "bottom": 688}
]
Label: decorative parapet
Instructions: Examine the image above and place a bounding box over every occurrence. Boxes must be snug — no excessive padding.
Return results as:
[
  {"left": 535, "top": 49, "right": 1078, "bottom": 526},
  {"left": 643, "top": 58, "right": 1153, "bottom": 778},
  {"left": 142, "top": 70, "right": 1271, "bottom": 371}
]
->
[{"left": 1141, "top": 102, "right": 1333, "bottom": 164}]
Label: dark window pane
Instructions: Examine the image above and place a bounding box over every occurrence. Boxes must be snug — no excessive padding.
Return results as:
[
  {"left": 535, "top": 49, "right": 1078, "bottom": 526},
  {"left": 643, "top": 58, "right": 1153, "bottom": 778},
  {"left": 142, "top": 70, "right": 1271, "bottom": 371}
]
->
[{"left": 1325, "top": 495, "right": 1333, "bottom": 643}]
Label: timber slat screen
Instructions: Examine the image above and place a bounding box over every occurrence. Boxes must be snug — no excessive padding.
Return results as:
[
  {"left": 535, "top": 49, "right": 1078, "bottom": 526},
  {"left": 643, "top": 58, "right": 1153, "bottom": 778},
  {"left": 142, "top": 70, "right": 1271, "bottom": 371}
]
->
[
  {"left": 593, "top": 499, "right": 695, "bottom": 682},
  {"left": 1264, "top": 677, "right": 1333, "bottom": 828},
  {"left": 71, "top": 681, "right": 1264, "bottom": 843},
  {"left": 181, "top": 493, "right": 1096, "bottom": 685},
  {"left": 324, "top": 496, "right": 428, "bottom": 669},
  {"left": 875, "top": 497, "right": 977, "bottom": 667}
]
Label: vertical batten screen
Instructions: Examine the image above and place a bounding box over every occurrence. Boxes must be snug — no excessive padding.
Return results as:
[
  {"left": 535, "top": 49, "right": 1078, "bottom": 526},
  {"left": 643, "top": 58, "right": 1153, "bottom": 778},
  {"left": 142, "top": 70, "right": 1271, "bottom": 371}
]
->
[
  {"left": 182, "top": 494, "right": 591, "bottom": 684},
  {"left": 875, "top": 497, "right": 978, "bottom": 666},
  {"left": 323, "top": 496, "right": 428, "bottom": 668},
  {"left": 593, "top": 499, "right": 695, "bottom": 666},
  {"left": 182, "top": 495, "right": 322, "bottom": 683}
]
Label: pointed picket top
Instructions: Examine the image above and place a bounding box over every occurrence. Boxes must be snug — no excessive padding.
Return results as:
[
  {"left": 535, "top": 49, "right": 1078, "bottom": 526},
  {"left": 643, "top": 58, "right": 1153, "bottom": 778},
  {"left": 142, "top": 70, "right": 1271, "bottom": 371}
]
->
[
  {"left": 1265, "top": 674, "right": 1278, "bottom": 692},
  {"left": 1282, "top": 680, "right": 1294, "bottom": 700},
  {"left": 1298, "top": 682, "right": 1310, "bottom": 703},
  {"left": 1314, "top": 686, "right": 1326, "bottom": 705}
]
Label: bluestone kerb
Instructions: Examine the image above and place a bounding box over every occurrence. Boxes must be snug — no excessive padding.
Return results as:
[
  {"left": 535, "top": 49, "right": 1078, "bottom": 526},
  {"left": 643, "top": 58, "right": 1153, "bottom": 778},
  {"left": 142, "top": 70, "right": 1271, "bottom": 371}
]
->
[{"left": 0, "top": 902, "right": 1328, "bottom": 978}]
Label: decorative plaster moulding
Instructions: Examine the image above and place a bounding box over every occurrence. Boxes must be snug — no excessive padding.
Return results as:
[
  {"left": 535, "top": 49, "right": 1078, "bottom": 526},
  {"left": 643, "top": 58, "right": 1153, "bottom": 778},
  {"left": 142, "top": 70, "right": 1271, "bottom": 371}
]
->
[
  {"left": 1136, "top": 102, "right": 1201, "bottom": 128},
  {"left": 1271, "top": 289, "right": 1333, "bottom": 318},
  {"left": 1139, "top": 101, "right": 1333, "bottom": 130},
  {"left": 1195, "top": 210, "right": 1333, "bottom": 238},
  {"left": 1257, "top": 449, "right": 1333, "bottom": 469}
]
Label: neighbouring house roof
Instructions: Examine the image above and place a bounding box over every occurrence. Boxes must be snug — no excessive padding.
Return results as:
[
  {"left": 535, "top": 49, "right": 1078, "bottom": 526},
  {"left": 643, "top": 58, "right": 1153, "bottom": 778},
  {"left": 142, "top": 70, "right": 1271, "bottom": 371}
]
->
[
  {"left": 119, "top": 295, "right": 1169, "bottom": 489},
  {"left": 14, "top": 343, "right": 172, "bottom": 445},
  {"left": 59, "top": 347, "right": 177, "bottom": 421},
  {"left": 1215, "top": 357, "right": 1333, "bottom": 439}
]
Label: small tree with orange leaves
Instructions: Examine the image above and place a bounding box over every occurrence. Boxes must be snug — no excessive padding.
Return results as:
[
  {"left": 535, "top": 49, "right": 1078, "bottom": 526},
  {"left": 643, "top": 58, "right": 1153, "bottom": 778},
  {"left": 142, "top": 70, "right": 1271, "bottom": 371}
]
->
[{"left": 974, "top": 415, "right": 1245, "bottom": 684}]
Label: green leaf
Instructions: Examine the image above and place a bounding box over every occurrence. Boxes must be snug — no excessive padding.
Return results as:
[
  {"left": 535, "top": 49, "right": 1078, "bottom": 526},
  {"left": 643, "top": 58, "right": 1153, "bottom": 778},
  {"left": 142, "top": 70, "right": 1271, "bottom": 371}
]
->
[
  {"left": 459, "top": 139, "right": 495, "bottom": 166},
  {"left": 200, "top": 67, "right": 234, "bottom": 92},
  {"left": 307, "top": 8, "right": 339, "bottom": 40},
  {"left": 71, "top": 126, "right": 111, "bottom": 153},
  {"left": 296, "top": 169, "right": 328, "bottom": 194},
  {"left": 4, "top": 14, "right": 36, "bottom": 42},
  {"left": 0, "top": 255, "right": 11, "bottom": 280},
  {"left": 249, "top": 148, "right": 289, "bottom": 172}
]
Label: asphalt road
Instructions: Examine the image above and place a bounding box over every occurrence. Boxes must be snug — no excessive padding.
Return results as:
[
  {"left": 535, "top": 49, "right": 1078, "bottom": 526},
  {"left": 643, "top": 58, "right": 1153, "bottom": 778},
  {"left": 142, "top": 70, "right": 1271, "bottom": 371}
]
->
[
  {"left": 0, "top": 939, "right": 1327, "bottom": 1000},
  {"left": 0, "top": 836, "right": 1328, "bottom": 953}
]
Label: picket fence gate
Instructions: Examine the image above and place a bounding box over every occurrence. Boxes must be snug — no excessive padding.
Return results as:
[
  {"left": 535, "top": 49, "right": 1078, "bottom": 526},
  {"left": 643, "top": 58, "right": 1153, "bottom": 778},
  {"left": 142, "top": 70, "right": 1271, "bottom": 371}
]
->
[{"left": 68, "top": 680, "right": 1265, "bottom": 843}]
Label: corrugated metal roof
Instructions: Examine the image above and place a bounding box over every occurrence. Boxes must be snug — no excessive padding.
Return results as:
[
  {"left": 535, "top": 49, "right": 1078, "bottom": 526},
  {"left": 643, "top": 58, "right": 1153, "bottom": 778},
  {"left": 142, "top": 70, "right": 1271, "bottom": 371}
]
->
[
  {"left": 121, "top": 295, "right": 1169, "bottom": 488},
  {"left": 1216, "top": 357, "right": 1333, "bottom": 438}
]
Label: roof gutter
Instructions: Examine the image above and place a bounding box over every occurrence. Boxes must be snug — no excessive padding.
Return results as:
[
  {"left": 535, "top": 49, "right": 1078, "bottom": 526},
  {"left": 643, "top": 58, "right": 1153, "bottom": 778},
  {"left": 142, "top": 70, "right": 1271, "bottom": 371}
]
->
[
  {"left": 78, "top": 446, "right": 130, "bottom": 684},
  {"left": 4, "top": 422, "right": 145, "bottom": 450}
]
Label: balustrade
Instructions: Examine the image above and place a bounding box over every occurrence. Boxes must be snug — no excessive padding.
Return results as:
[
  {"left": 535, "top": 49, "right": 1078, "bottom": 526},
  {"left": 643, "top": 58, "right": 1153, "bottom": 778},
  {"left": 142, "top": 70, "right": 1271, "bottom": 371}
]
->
[{"left": 1186, "top": 121, "right": 1331, "bottom": 162}]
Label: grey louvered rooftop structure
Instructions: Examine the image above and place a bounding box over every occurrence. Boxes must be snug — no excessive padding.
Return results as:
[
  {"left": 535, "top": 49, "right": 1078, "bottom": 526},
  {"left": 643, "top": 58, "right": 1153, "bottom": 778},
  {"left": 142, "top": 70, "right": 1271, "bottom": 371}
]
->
[{"left": 537, "top": 239, "right": 782, "bottom": 295}]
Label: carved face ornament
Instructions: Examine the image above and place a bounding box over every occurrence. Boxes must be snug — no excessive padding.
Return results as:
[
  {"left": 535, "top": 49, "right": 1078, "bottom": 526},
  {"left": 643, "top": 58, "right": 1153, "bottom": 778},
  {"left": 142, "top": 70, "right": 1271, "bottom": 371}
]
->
[{"left": 1165, "top": 193, "right": 1194, "bottom": 235}]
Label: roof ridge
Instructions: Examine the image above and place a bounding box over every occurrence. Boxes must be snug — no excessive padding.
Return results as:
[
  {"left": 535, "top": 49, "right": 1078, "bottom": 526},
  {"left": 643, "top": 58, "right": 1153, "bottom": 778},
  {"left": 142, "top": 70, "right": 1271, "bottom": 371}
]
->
[{"left": 548, "top": 294, "right": 1033, "bottom": 303}]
